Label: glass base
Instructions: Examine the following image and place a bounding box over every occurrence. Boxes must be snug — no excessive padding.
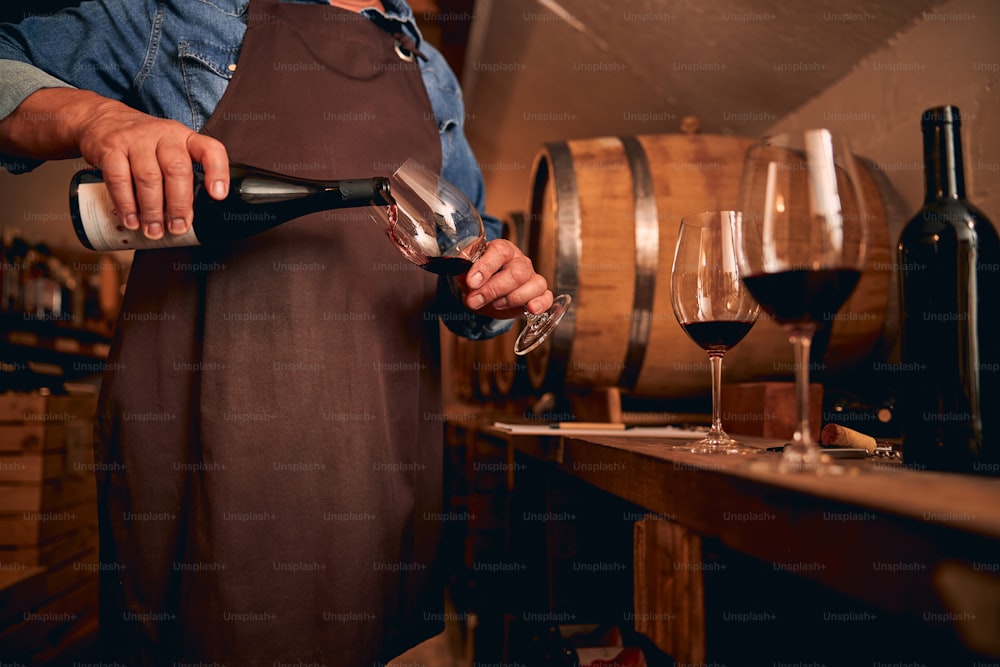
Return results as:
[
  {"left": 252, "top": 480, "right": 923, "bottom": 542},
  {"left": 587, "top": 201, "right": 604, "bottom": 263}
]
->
[
  {"left": 671, "top": 432, "right": 757, "bottom": 455},
  {"left": 514, "top": 293, "right": 572, "bottom": 356},
  {"left": 748, "top": 441, "right": 849, "bottom": 475},
  {"left": 778, "top": 441, "right": 825, "bottom": 472}
]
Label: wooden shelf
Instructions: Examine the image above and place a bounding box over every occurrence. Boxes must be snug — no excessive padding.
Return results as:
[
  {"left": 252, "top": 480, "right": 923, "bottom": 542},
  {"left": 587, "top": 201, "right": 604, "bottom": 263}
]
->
[
  {"left": 450, "top": 422, "right": 1000, "bottom": 665},
  {"left": 0, "top": 312, "right": 112, "bottom": 390}
]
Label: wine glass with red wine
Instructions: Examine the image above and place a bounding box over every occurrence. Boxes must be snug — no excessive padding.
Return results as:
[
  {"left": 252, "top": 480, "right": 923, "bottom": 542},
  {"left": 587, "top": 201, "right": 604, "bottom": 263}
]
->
[
  {"left": 670, "top": 210, "right": 760, "bottom": 454},
  {"left": 735, "top": 129, "right": 868, "bottom": 472},
  {"left": 369, "top": 158, "right": 572, "bottom": 355}
]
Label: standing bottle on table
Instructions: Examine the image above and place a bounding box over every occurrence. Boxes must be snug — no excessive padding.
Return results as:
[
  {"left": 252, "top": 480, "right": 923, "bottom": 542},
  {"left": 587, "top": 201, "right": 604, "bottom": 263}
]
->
[{"left": 897, "top": 104, "right": 1000, "bottom": 475}]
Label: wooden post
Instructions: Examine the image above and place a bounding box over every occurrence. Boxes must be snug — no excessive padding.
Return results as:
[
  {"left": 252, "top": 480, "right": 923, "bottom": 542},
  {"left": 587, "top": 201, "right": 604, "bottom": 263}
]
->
[{"left": 633, "top": 517, "right": 705, "bottom": 664}]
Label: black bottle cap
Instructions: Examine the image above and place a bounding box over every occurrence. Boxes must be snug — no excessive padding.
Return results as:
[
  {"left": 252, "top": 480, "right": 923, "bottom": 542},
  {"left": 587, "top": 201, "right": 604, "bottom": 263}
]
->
[{"left": 921, "top": 105, "right": 961, "bottom": 126}]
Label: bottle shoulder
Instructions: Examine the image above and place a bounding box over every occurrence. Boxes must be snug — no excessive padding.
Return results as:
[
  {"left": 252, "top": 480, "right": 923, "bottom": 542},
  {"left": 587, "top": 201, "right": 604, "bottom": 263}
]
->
[{"left": 901, "top": 199, "right": 997, "bottom": 244}]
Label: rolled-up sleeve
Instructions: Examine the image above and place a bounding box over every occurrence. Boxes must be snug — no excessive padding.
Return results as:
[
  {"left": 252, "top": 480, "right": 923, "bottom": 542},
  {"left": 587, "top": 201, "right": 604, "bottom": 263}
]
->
[
  {"left": 0, "top": 0, "right": 152, "bottom": 172},
  {"left": 0, "top": 59, "right": 75, "bottom": 121},
  {"left": 0, "top": 59, "right": 74, "bottom": 172}
]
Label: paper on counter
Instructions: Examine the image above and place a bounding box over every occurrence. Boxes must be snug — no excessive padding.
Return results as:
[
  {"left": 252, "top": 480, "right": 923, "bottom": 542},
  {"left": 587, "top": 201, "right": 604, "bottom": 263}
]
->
[{"left": 491, "top": 422, "right": 706, "bottom": 438}]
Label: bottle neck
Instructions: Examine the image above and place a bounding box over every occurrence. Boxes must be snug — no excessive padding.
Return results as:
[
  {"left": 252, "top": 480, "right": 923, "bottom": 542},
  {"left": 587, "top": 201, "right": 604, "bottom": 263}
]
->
[
  {"left": 227, "top": 165, "right": 391, "bottom": 207},
  {"left": 922, "top": 114, "right": 966, "bottom": 202}
]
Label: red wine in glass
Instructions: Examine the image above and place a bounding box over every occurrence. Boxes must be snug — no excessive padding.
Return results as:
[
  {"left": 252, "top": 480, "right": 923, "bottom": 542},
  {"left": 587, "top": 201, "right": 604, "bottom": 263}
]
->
[
  {"left": 735, "top": 129, "right": 868, "bottom": 473},
  {"left": 741, "top": 268, "right": 861, "bottom": 326},
  {"left": 671, "top": 210, "right": 760, "bottom": 455},
  {"left": 386, "top": 201, "right": 478, "bottom": 276},
  {"left": 679, "top": 320, "right": 757, "bottom": 352},
  {"left": 422, "top": 256, "right": 476, "bottom": 276}
]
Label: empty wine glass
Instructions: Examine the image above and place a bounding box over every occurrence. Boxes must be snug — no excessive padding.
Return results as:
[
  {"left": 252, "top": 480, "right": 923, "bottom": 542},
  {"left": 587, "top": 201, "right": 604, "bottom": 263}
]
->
[
  {"left": 735, "top": 129, "right": 868, "bottom": 473},
  {"left": 671, "top": 210, "right": 760, "bottom": 454},
  {"left": 369, "top": 158, "right": 572, "bottom": 355}
]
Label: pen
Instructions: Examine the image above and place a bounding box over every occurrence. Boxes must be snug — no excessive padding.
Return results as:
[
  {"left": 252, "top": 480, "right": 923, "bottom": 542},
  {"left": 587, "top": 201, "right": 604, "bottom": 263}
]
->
[{"left": 551, "top": 422, "right": 630, "bottom": 430}]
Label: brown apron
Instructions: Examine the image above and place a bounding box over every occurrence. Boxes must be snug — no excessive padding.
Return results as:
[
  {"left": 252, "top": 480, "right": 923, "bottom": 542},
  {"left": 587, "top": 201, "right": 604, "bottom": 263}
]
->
[{"left": 94, "top": 1, "right": 444, "bottom": 664}]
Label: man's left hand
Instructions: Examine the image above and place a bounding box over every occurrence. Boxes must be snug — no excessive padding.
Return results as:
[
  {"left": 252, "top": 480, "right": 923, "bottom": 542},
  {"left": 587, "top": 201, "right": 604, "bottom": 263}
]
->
[{"left": 457, "top": 239, "right": 553, "bottom": 320}]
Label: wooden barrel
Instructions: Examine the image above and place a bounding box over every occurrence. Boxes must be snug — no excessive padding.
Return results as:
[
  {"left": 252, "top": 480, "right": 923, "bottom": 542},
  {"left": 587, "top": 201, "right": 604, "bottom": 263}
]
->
[{"left": 525, "top": 134, "right": 891, "bottom": 398}]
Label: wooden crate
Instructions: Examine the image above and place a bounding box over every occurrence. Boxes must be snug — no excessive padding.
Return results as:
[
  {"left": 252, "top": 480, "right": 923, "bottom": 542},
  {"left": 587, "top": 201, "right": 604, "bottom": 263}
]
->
[
  {"left": 0, "top": 565, "right": 47, "bottom": 625},
  {"left": 0, "top": 498, "right": 99, "bottom": 547},
  {"left": 0, "top": 528, "right": 101, "bottom": 661},
  {"left": 721, "top": 381, "right": 823, "bottom": 441},
  {"left": 0, "top": 577, "right": 99, "bottom": 662},
  {"left": 0, "top": 393, "right": 98, "bottom": 423},
  {"left": 0, "top": 474, "right": 96, "bottom": 513},
  {"left": 0, "top": 392, "right": 98, "bottom": 548},
  {"left": 0, "top": 550, "right": 98, "bottom": 622},
  {"left": 0, "top": 392, "right": 101, "bottom": 663},
  {"left": 0, "top": 524, "right": 99, "bottom": 568},
  {"left": 0, "top": 419, "right": 96, "bottom": 484}
]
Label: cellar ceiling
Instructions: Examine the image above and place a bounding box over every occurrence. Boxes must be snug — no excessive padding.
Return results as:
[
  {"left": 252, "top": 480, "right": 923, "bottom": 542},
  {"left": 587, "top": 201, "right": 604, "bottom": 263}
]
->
[{"left": 461, "top": 0, "right": 949, "bottom": 213}]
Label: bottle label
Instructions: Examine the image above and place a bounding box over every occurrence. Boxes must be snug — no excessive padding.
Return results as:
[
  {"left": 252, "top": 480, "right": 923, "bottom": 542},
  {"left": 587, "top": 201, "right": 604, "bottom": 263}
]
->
[{"left": 76, "top": 182, "right": 201, "bottom": 251}]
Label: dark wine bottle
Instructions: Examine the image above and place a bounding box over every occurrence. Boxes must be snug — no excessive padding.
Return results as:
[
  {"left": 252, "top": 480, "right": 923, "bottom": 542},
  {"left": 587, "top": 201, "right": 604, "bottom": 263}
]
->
[
  {"left": 897, "top": 105, "right": 1000, "bottom": 475},
  {"left": 69, "top": 163, "right": 392, "bottom": 251}
]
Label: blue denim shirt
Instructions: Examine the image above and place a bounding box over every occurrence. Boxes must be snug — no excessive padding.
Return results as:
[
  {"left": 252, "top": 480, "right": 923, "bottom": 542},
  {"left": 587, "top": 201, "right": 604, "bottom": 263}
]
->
[{"left": 0, "top": 0, "right": 510, "bottom": 339}]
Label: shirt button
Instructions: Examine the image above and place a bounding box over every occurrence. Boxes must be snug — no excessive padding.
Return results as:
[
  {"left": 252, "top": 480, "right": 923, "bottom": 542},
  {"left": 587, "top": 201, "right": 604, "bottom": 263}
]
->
[{"left": 228, "top": 64, "right": 237, "bottom": 72}]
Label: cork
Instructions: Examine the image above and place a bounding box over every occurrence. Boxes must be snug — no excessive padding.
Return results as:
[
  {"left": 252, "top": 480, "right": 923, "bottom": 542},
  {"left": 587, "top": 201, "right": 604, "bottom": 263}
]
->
[{"left": 820, "top": 423, "right": 877, "bottom": 454}]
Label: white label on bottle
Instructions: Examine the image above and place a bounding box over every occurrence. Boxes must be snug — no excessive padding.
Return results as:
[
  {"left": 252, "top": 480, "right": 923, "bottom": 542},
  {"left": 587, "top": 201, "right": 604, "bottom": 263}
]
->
[{"left": 76, "top": 182, "right": 201, "bottom": 251}]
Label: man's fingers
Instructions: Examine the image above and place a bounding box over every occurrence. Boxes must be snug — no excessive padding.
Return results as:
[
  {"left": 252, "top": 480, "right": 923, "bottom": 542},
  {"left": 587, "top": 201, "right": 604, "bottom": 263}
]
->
[
  {"left": 99, "top": 153, "right": 141, "bottom": 231},
  {"left": 74, "top": 99, "right": 230, "bottom": 239},
  {"left": 525, "top": 290, "right": 555, "bottom": 315},
  {"left": 466, "top": 238, "right": 518, "bottom": 289},
  {"left": 462, "top": 238, "right": 558, "bottom": 318},
  {"left": 129, "top": 152, "right": 167, "bottom": 240},
  {"left": 466, "top": 260, "right": 552, "bottom": 317},
  {"left": 159, "top": 143, "right": 196, "bottom": 235},
  {"left": 188, "top": 134, "right": 230, "bottom": 200},
  {"left": 467, "top": 255, "right": 532, "bottom": 305}
]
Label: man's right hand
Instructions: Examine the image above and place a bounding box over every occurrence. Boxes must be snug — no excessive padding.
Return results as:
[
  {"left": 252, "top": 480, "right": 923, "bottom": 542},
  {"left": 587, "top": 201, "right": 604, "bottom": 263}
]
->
[{"left": 0, "top": 88, "right": 230, "bottom": 240}]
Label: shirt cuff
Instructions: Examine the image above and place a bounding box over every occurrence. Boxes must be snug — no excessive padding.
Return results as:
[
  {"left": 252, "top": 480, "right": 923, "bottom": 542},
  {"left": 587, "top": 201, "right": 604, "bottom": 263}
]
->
[
  {"left": 0, "top": 59, "right": 75, "bottom": 173},
  {"left": 0, "top": 59, "right": 75, "bottom": 120},
  {"left": 435, "top": 276, "right": 515, "bottom": 340}
]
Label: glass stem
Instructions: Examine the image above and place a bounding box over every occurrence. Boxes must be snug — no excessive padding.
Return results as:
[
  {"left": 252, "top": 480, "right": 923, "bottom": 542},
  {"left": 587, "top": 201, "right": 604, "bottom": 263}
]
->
[
  {"left": 525, "top": 310, "right": 548, "bottom": 330},
  {"left": 789, "top": 327, "right": 815, "bottom": 446},
  {"left": 708, "top": 351, "right": 725, "bottom": 436}
]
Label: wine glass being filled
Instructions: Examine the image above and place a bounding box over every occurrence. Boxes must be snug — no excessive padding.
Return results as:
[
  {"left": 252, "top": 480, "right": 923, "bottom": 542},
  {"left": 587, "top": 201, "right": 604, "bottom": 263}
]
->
[
  {"left": 735, "top": 129, "right": 868, "bottom": 473},
  {"left": 671, "top": 210, "right": 760, "bottom": 454},
  {"left": 369, "top": 158, "right": 572, "bottom": 356}
]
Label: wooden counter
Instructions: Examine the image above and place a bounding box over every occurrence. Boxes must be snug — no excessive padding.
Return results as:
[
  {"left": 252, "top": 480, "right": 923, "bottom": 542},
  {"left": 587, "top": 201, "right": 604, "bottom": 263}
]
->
[{"left": 447, "top": 421, "right": 1000, "bottom": 666}]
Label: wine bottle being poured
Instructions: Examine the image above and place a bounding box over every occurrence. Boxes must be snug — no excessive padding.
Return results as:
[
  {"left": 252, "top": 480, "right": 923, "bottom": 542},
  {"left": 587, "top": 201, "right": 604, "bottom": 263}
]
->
[{"left": 69, "top": 163, "right": 392, "bottom": 252}]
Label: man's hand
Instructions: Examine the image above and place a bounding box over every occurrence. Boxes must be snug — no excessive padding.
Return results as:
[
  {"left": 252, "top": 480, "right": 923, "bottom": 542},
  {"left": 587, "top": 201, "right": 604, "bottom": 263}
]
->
[
  {"left": 0, "top": 88, "right": 230, "bottom": 240},
  {"left": 457, "top": 239, "right": 553, "bottom": 320}
]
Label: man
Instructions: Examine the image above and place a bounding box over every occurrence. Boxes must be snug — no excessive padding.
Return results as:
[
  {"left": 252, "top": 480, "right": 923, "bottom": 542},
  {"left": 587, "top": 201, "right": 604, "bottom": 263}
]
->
[{"left": 0, "top": 0, "right": 548, "bottom": 663}]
